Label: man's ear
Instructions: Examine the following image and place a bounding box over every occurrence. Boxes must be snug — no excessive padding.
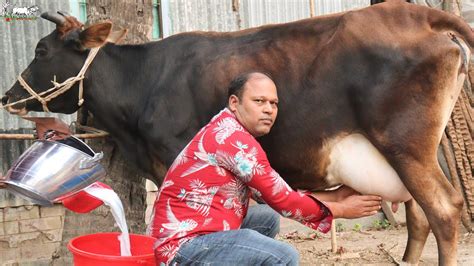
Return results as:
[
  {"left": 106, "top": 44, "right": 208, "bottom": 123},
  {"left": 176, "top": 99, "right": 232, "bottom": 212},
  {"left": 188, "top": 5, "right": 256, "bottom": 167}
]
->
[
  {"left": 228, "top": 95, "right": 239, "bottom": 112},
  {"left": 79, "top": 22, "right": 113, "bottom": 49}
]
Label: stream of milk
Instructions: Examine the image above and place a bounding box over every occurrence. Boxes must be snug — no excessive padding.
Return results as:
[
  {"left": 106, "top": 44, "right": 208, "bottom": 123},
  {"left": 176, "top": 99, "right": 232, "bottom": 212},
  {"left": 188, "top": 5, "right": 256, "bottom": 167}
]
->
[{"left": 83, "top": 185, "right": 132, "bottom": 256}]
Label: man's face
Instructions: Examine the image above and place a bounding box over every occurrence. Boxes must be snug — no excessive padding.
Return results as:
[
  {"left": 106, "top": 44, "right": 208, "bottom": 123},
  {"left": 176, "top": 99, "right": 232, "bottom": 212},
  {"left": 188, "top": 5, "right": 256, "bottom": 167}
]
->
[{"left": 229, "top": 76, "right": 279, "bottom": 137}]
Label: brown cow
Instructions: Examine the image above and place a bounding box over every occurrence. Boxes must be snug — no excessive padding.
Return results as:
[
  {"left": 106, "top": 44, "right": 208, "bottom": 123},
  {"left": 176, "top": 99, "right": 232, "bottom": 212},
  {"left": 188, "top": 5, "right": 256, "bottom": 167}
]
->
[{"left": 2, "top": 1, "right": 472, "bottom": 264}]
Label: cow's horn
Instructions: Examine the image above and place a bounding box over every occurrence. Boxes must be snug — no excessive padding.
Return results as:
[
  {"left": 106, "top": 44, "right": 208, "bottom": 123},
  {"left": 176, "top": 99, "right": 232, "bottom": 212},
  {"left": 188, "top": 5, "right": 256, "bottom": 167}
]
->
[
  {"left": 40, "top": 12, "right": 66, "bottom": 25},
  {"left": 57, "top": 11, "right": 71, "bottom": 17}
]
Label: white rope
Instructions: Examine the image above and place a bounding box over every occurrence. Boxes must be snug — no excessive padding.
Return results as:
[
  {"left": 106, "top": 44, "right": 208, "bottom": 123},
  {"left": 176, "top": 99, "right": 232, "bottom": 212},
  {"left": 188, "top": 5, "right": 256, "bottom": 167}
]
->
[{"left": 1, "top": 47, "right": 101, "bottom": 112}]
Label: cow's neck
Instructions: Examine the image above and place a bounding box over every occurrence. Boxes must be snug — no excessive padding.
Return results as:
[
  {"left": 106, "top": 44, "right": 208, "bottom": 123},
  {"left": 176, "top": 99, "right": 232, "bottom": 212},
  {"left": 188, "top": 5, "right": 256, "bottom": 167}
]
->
[
  {"left": 79, "top": 42, "right": 162, "bottom": 177},
  {"left": 83, "top": 43, "right": 154, "bottom": 126}
]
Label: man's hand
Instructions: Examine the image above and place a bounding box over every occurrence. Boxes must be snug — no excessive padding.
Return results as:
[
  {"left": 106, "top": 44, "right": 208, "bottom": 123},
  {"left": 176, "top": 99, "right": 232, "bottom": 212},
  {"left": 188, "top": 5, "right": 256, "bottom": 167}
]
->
[
  {"left": 311, "top": 185, "right": 359, "bottom": 202},
  {"left": 324, "top": 192, "right": 382, "bottom": 219},
  {"left": 333, "top": 186, "right": 400, "bottom": 214},
  {"left": 23, "top": 117, "right": 71, "bottom": 140},
  {"left": 0, "top": 174, "right": 6, "bottom": 189},
  {"left": 337, "top": 194, "right": 382, "bottom": 219},
  {"left": 334, "top": 185, "right": 360, "bottom": 201}
]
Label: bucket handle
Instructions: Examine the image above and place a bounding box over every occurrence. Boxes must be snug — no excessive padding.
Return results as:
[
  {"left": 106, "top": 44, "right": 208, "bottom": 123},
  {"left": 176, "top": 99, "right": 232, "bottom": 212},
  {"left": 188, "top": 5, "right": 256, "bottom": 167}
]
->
[{"left": 79, "top": 152, "right": 103, "bottom": 169}]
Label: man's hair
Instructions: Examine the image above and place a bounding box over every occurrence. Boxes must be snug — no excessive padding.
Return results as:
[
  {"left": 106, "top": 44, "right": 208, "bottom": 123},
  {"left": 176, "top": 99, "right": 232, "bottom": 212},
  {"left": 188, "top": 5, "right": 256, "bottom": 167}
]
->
[{"left": 227, "top": 72, "right": 273, "bottom": 100}]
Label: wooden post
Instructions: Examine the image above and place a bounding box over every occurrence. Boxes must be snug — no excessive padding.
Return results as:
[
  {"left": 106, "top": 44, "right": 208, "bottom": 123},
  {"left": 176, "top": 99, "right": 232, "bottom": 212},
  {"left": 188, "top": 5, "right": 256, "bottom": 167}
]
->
[
  {"left": 331, "top": 219, "right": 337, "bottom": 252},
  {"left": 309, "top": 0, "right": 315, "bottom": 17}
]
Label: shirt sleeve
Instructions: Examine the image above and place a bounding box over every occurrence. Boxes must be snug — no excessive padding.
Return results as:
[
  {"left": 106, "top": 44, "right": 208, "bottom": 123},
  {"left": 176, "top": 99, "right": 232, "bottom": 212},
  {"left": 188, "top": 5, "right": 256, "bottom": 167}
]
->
[{"left": 215, "top": 131, "right": 333, "bottom": 233}]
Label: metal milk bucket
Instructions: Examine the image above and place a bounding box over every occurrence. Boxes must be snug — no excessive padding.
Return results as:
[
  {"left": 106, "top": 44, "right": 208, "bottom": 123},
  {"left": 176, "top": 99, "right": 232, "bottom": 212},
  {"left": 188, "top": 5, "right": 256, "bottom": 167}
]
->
[{"left": 1, "top": 136, "right": 106, "bottom": 206}]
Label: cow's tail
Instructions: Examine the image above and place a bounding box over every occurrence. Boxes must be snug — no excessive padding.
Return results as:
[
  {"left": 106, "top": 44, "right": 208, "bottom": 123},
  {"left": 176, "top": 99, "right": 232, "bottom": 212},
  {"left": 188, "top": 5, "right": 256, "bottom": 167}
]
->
[{"left": 426, "top": 7, "right": 474, "bottom": 50}]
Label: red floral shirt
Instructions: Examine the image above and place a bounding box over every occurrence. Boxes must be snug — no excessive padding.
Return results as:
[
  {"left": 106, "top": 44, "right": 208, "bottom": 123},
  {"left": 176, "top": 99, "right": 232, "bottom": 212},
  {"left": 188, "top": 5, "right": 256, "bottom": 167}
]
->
[{"left": 149, "top": 108, "right": 333, "bottom": 264}]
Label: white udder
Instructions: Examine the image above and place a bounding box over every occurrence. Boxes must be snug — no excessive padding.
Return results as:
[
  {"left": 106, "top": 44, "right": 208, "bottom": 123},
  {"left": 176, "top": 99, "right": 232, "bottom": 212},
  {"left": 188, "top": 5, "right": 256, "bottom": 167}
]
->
[{"left": 325, "top": 134, "right": 412, "bottom": 203}]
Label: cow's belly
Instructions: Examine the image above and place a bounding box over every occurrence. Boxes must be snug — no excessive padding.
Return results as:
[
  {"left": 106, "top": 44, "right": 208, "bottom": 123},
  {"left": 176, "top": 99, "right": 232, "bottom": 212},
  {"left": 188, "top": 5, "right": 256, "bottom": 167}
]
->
[{"left": 325, "top": 133, "right": 412, "bottom": 202}]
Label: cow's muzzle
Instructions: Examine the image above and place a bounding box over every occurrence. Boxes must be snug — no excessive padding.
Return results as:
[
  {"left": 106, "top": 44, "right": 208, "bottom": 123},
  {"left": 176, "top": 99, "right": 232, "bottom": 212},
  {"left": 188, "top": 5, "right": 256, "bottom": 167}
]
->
[
  {"left": 1, "top": 95, "right": 8, "bottom": 106},
  {"left": 1, "top": 92, "right": 28, "bottom": 115}
]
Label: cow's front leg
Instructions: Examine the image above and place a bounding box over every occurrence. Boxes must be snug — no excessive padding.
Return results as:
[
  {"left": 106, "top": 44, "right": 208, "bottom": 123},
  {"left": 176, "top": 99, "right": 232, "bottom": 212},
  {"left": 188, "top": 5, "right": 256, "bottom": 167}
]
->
[{"left": 403, "top": 199, "right": 430, "bottom": 264}]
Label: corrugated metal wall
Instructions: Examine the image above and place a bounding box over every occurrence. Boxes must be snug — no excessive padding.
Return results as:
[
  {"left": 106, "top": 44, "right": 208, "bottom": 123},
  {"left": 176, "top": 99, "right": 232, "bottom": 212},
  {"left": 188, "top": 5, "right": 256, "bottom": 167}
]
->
[
  {"left": 0, "top": 0, "right": 75, "bottom": 207},
  {"left": 167, "top": 0, "right": 239, "bottom": 33},
  {"left": 314, "top": 0, "right": 370, "bottom": 15},
  {"left": 462, "top": 0, "right": 474, "bottom": 26},
  {"left": 241, "top": 0, "right": 311, "bottom": 29},
  {"left": 166, "top": 0, "right": 370, "bottom": 34}
]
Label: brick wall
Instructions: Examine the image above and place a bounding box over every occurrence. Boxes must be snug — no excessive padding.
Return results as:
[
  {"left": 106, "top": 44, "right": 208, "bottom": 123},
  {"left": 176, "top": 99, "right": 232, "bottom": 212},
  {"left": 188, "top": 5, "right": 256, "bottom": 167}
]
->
[
  {"left": 0, "top": 204, "right": 65, "bottom": 265},
  {"left": 0, "top": 203, "right": 139, "bottom": 265},
  {"left": 0, "top": 138, "right": 148, "bottom": 265}
]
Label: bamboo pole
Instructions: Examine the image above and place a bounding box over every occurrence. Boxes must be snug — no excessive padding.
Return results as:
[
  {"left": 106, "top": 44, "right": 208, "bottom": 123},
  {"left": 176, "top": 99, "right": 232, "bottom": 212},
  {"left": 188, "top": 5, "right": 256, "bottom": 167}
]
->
[
  {"left": 331, "top": 219, "right": 337, "bottom": 252},
  {"left": 0, "top": 132, "right": 109, "bottom": 140}
]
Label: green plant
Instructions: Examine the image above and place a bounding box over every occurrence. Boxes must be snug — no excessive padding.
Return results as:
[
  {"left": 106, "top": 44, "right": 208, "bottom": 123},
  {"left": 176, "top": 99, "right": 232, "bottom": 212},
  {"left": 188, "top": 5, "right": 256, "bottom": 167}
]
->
[
  {"left": 336, "top": 222, "right": 345, "bottom": 232},
  {"left": 372, "top": 219, "right": 382, "bottom": 230},
  {"left": 353, "top": 223, "right": 362, "bottom": 232},
  {"left": 372, "top": 219, "right": 391, "bottom": 230},
  {"left": 381, "top": 219, "right": 391, "bottom": 229}
]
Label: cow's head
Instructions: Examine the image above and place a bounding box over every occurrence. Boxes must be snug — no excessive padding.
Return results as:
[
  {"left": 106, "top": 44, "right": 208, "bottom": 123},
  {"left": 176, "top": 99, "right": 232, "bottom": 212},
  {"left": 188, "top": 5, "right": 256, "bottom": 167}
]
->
[{"left": 1, "top": 12, "right": 124, "bottom": 115}]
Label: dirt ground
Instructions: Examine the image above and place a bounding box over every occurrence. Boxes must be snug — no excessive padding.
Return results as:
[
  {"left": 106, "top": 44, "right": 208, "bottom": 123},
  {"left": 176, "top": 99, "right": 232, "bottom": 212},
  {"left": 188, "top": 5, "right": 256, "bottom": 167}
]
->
[{"left": 278, "top": 218, "right": 474, "bottom": 265}]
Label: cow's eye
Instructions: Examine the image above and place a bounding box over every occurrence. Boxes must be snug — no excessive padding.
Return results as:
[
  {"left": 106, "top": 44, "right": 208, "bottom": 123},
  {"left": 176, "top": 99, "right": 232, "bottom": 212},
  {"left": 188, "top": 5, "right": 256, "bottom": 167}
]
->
[{"left": 35, "top": 48, "right": 48, "bottom": 58}]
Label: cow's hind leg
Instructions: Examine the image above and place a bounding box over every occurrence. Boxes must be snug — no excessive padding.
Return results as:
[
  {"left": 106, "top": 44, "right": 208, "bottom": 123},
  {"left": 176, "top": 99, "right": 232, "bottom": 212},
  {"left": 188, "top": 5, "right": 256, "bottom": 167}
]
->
[
  {"left": 403, "top": 199, "right": 430, "bottom": 264},
  {"left": 368, "top": 36, "right": 467, "bottom": 265},
  {"left": 395, "top": 159, "right": 462, "bottom": 265}
]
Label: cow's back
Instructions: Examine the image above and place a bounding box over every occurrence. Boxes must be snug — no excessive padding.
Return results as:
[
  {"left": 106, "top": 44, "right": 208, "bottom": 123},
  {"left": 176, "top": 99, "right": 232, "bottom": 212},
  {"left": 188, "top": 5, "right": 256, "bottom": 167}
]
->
[{"left": 254, "top": 1, "right": 471, "bottom": 192}]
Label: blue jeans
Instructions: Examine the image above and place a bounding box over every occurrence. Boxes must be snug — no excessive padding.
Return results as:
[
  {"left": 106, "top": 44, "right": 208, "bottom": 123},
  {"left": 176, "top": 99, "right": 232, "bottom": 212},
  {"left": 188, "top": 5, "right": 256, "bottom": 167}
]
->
[{"left": 170, "top": 204, "right": 299, "bottom": 265}]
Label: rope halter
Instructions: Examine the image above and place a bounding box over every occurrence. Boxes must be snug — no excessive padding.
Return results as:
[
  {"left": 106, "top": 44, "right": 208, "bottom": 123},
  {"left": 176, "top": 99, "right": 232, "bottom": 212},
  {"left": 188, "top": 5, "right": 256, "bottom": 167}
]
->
[{"left": 1, "top": 47, "right": 100, "bottom": 112}]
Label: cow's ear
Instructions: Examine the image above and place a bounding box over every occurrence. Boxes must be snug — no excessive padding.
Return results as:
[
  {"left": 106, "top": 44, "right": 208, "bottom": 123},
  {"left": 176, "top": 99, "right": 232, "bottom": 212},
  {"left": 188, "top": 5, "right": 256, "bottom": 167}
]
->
[
  {"left": 107, "top": 27, "right": 128, "bottom": 44},
  {"left": 79, "top": 22, "right": 113, "bottom": 49}
]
